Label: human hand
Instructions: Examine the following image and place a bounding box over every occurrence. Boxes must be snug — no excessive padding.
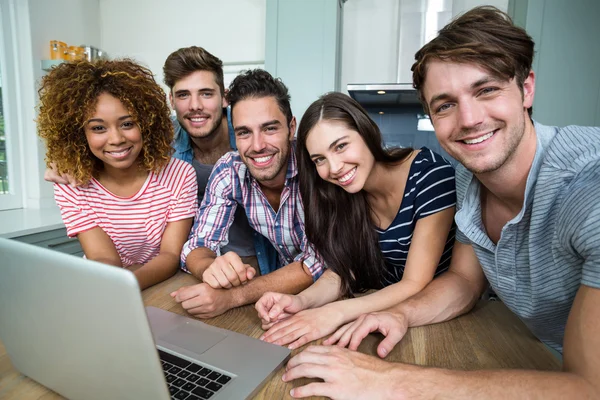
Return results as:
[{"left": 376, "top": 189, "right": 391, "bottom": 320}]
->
[
  {"left": 170, "top": 282, "right": 233, "bottom": 319},
  {"left": 44, "top": 163, "right": 80, "bottom": 186},
  {"left": 323, "top": 311, "right": 408, "bottom": 358},
  {"left": 283, "top": 345, "right": 407, "bottom": 399},
  {"left": 260, "top": 305, "right": 345, "bottom": 349},
  {"left": 202, "top": 251, "right": 256, "bottom": 289},
  {"left": 255, "top": 292, "right": 306, "bottom": 329}
]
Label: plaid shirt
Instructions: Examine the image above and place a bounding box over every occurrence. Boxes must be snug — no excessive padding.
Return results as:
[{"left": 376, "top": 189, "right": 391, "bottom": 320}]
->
[{"left": 181, "top": 146, "right": 324, "bottom": 280}]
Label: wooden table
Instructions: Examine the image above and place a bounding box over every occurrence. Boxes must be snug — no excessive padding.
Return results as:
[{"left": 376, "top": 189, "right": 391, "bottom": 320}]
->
[{"left": 0, "top": 271, "right": 561, "bottom": 399}]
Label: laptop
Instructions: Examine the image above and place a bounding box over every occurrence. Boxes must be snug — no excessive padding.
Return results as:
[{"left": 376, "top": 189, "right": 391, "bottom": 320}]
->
[{"left": 0, "top": 238, "right": 290, "bottom": 400}]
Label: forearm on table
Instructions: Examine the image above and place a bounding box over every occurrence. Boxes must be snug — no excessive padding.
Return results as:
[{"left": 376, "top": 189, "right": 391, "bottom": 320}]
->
[
  {"left": 133, "top": 252, "right": 180, "bottom": 290},
  {"left": 229, "top": 261, "right": 314, "bottom": 309},
  {"left": 184, "top": 247, "right": 217, "bottom": 278},
  {"left": 392, "top": 270, "right": 483, "bottom": 328},
  {"left": 295, "top": 269, "right": 341, "bottom": 309},
  {"left": 393, "top": 366, "right": 599, "bottom": 399},
  {"left": 331, "top": 279, "right": 428, "bottom": 324}
]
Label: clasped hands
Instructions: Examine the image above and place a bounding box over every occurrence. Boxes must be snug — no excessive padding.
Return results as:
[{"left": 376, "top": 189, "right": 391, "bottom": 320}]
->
[{"left": 170, "top": 252, "right": 256, "bottom": 318}]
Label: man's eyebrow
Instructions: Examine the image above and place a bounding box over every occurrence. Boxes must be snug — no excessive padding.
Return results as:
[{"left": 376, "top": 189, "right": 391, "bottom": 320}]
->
[
  {"left": 260, "top": 120, "right": 282, "bottom": 129},
  {"left": 428, "top": 93, "right": 452, "bottom": 110},
  {"left": 428, "top": 76, "right": 503, "bottom": 109},
  {"left": 309, "top": 136, "right": 350, "bottom": 158},
  {"left": 471, "top": 76, "right": 500, "bottom": 89}
]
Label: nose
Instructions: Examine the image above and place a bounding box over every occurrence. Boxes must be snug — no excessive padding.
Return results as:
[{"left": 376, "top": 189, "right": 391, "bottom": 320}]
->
[
  {"left": 107, "top": 127, "right": 126, "bottom": 145},
  {"left": 328, "top": 155, "right": 344, "bottom": 176},
  {"left": 457, "top": 98, "right": 484, "bottom": 129},
  {"left": 251, "top": 132, "right": 266, "bottom": 153},
  {"left": 189, "top": 93, "right": 203, "bottom": 111}
]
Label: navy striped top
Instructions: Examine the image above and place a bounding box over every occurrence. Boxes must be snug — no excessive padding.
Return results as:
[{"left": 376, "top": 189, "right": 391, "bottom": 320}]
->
[
  {"left": 455, "top": 122, "right": 600, "bottom": 353},
  {"left": 376, "top": 148, "right": 456, "bottom": 287}
]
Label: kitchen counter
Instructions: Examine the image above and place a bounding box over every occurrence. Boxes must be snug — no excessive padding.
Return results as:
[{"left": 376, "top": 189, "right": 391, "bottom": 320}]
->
[{"left": 0, "top": 207, "right": 64, "bottom": 238}]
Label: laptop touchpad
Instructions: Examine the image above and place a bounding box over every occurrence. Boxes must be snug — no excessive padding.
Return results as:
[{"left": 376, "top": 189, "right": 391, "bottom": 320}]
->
[{"left": 159, "top": 323, "right": 227, "bottom": 355}]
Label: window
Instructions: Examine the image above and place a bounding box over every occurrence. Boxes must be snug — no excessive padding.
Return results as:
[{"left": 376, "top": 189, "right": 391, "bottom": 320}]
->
[{"left": 0, "top": 0, "right": 23, "bottom": 210}]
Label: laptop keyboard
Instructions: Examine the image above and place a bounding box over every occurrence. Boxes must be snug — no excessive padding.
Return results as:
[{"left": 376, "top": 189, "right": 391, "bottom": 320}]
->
[{"left": 158, "top": 349, "right": 232, "bottom": 399}]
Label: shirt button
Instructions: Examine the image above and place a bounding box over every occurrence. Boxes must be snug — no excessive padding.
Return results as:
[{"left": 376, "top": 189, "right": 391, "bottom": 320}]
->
[
  {"left": 279, "top": 245, "right": 284, "bottom": 248},
  {"left": 257, "top": 252, "right": 261, "bottom": 255}
]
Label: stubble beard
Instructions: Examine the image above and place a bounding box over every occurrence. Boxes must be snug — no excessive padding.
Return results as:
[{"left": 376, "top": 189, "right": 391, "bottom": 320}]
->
[
  {"left": 181, "top": 108, "right": 224, "bottom": 140},
  {"left": 457, "top": 116, "right": 526, "bottom": 175},
  {"left": 246, "top": 142, "right": 291, "bottom": 183}
]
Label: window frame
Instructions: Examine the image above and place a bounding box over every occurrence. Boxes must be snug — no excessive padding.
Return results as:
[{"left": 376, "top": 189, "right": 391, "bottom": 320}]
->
[{"left": 0, "top": 0, "right": 24, "bottom": 210}]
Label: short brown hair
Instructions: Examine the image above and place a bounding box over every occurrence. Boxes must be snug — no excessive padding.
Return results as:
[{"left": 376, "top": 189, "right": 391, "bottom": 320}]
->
[
  {"left": 163, "top": 46, "right": 225, "bottom": 94},
  {"left": 37, "top": 59, "right": 173, "bottom": 184},
  {"left": 412, "top": 6, "right": 535, "bottom": 116}
]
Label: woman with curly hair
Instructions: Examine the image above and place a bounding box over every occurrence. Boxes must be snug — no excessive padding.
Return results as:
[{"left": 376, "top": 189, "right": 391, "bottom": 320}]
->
[{"left": 37, "top": 59, "right": 198, "bottom": 289}]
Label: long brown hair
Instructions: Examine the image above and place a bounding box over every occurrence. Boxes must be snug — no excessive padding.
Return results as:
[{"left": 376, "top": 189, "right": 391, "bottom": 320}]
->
[{"left": 296, "top": 92, "right": 412, "bottom": 297}]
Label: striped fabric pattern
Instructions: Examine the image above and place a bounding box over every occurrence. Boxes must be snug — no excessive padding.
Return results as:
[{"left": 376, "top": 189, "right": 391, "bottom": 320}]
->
[
  {"left": 377, "top": 148, "right": 456, "bottom": 286},
  {"left": 54, "top": 158, "right": 198, "bottom": 267},
  {"left": 181, "top": 147, "right": 324, "bottom": 279},
  {"left": 455, "top": 122, "right": 600, "bottom": 353}
]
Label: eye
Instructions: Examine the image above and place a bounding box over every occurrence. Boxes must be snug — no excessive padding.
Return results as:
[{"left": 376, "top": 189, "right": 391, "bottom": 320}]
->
[
  {"left": 266, "top": 126, "right": 278, "bottom": 132},
  {"left": 236, "top": 130, "right": 250, "bottom": 137},
  {"left": 479, "top": 86, "right": 498, "bottom": 96},
  {"left": 335, "top": 142, "right": 347, "bottom": 151},
  {"left": 176, "top": 93, "right": 189, "bottom": 99},
  {"left": 121, "top": 121, "right": 135, "bottom": 129},
  {"left": 89, "top": 125, "right": 105, "bottom": 132},
  {"left": 435, "top": 103, "right": 453, "bottom": 113},
  {"left": 312, "top": 157, "right": 325, "bottom": 166},
  {"left": 201, "top": 92, "right": 213, "bottom": 98}
]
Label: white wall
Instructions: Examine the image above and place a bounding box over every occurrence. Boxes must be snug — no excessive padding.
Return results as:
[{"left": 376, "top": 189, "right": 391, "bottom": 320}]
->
[
  {"left": 99, "top": 0, "right": 266, "bottom": 93},
  {"left": 22, "top": 0, "right": 101, "bottom": 208},
  {"left": 341, "top": 0, "right": 509, "bottom": 92}
]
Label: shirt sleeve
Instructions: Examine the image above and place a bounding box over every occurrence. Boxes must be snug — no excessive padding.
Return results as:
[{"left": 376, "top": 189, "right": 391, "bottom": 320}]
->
[
  {"left": 167, "top": 161, "right": 198, "bottom": 222},
  {"left": 180, "top": 157, "right": 238, "bottom": 270},
  {"left": 53, "top": 183, "right": 98, "bottom": 237},
  {"left": 292, "top": 195, "right": 325, "bottom": 281},
  {"left": 413, "top": 155, "right": 456, "bottom": 220},
  {"left": 558, "top": 161, "right": 600, "bottom": 289},
  {"left": 294, "top": 235, "right": 325, "bottom": 281}
]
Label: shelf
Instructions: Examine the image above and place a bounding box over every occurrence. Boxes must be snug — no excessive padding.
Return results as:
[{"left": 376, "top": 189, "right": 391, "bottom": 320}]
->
[{"left": 41, "top": 59, "right": 65, "bottom": 71}]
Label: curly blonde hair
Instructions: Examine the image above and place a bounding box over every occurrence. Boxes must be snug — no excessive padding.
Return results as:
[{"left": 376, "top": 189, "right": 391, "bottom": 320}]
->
[{"left": 37, "top": 59, "right": 174, "bottom": 183}]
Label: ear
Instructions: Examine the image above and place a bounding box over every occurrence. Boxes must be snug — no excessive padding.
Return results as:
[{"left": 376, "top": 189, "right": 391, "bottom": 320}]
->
[
  {"left": 288, "top": 116, "right": 297, "bottom": 140},
  {"left": 222, "top": 88, "right": 229, "bottom": 108},
  {"left": 168, "top": 91, "right": 174, "bottom": 109},
  {"left": 522, "top": 70, "right": 535, "bottom": 109}
]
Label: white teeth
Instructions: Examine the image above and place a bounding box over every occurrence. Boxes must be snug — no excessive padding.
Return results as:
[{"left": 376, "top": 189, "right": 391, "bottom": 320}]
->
[
  {"left": 463, "top": 131, "right": 495, "bottom": 144},
  {"left": 108, "top": 149, "right": 129, "bottom": 156},
  {"left": 338, "top": 168, "right": 356, "bottom": 183},
  {"left": 254, "top": 155, "right": 273, "bottom": 163},
  {"left": 190, "top": 117, "right": 207, "bottom": 122}
]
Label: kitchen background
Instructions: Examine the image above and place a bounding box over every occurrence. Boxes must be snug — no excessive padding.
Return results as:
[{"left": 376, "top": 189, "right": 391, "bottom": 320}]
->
[{"left": 1, "top": 0, "right": 600, "bottom": 212}]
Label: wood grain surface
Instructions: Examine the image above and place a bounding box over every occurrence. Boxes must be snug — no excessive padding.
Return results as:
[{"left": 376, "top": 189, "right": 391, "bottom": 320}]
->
[{"left": 0, "top": 271, "right": 561, "bottom": 399}]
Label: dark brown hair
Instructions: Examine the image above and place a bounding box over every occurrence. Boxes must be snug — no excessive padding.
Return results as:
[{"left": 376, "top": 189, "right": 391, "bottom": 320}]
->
[
  {"left": 412, "top": 6, "right": 535, "bottom": 116},
  {"left": 297, "top": 92, "right": 412, "bottom": 297},
  {"left": 37, "top": 59, "right": 173, "bottom": 184},
  {"left": 227, "top": 69, "right": 293, "bottom": 126},
  {"left": 163, "top": 46, "right": 225, "bottom": 94}
]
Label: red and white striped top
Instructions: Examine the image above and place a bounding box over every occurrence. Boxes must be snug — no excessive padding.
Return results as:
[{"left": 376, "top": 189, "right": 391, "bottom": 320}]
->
[{"left": 54, "top": 158, "right": 198, "bottom": 267}]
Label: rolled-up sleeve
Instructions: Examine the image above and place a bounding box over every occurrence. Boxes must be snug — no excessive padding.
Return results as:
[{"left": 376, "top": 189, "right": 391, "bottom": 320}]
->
[{"left": 294, "top": 234, "right": 325, "bottom": 281}]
